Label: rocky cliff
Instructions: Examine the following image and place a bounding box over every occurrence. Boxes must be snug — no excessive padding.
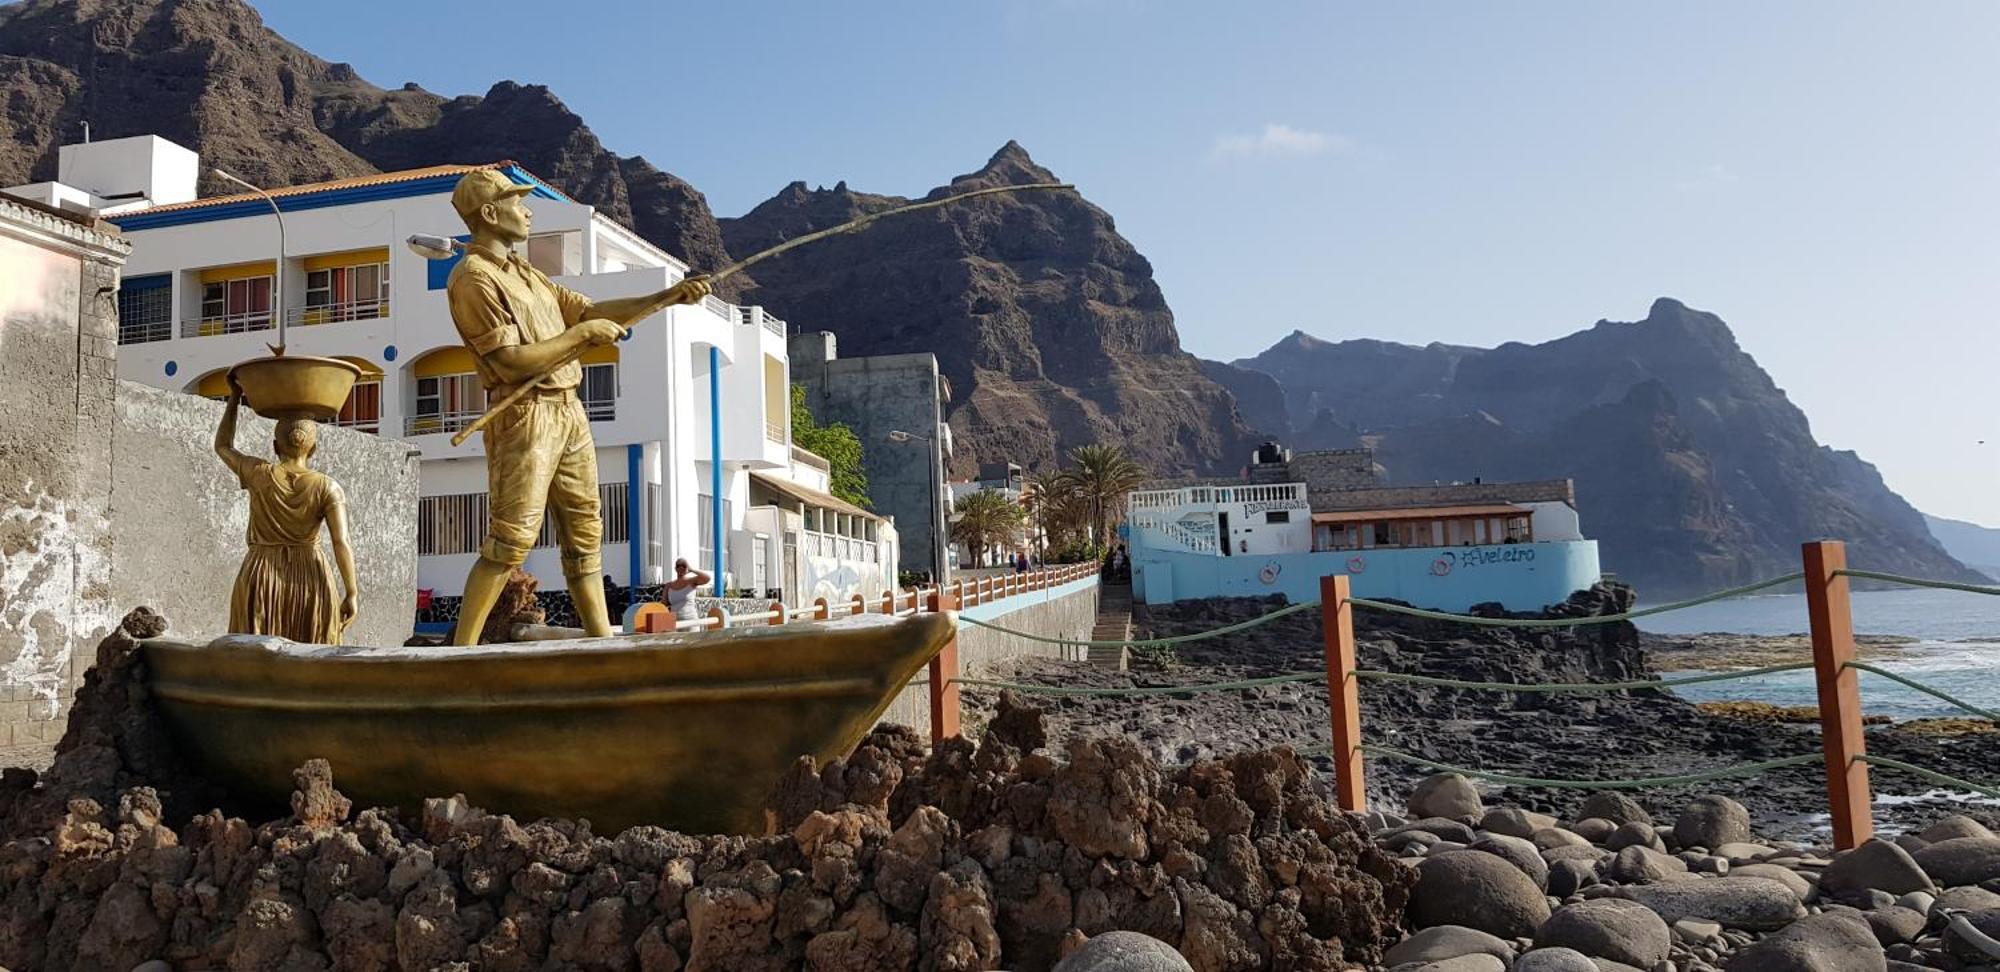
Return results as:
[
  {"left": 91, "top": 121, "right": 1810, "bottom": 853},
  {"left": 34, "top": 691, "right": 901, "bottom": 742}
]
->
[
  {"left": 1231, "top": 299, "right": 1982, "bottom": 596},
  {"left": 721, "top": 144, "right": 1258, "bottom": 477},
  {"left": 0, "top": 0, "right": 744, "bottom": 295}
]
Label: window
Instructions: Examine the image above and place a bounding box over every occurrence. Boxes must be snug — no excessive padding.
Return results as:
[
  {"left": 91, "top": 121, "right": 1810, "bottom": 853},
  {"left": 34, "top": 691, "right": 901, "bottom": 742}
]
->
[
  {"left": 580, "top": 363, "right": 616, "bottom": 421},
  {"left": 696, "top": 494, "right": 731, "bottom": 575},
  {"left": 117, "top": 275, "right": 172, "bottom": 344},
  {"left": 1372, "top": 522, "right": 1393, "bottom": 546},
  {"left": 198, "top": 276, "right": 272, "bottom": 335},
  {"left": 409, "top": 374, "right": 486, "bottom": 435},
  {"left": 334, "top": 378, "right": 382, "bottom": 433},
  {"left": 1264, "top": 510, "right": 1290, "bottom": 524},
  {"left": 303, "top": 261, "right": 389, "bottom": 324},
  {"left": 417, "top": 482, "right": 630, "bottom": 556}
]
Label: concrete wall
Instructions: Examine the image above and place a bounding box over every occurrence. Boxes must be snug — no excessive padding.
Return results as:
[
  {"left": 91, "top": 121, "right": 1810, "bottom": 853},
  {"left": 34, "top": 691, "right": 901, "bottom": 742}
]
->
[
  {"left": 1312, "top": 478, "right": 1577, "bottom": 512},
  {"left": 0, "top": 200, "right": 128, "bottom": 751},
  {"left": 110, "top": 381, "right": 420, "bottom": 648},
  {"left": 790, "top": 336, "right": 947, "bottom": 581},
  {"left": 880, "top": 575, "right": 1100, "bottom": 731},
  {"left": 1133, "top": 540, "right": 1602, "bottom": 613}
]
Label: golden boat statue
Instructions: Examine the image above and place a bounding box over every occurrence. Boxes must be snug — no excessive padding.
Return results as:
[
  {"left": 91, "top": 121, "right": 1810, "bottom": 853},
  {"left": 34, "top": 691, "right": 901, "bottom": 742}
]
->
[{"left": 141, "top": 612, "right": 954, "bottom": 834}]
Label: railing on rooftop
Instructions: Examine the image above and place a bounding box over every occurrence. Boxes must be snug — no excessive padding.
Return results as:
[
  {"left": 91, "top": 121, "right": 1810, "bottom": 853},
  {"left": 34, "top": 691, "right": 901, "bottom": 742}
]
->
[
  {"left": 738, "top": 306, "right": 788, "bottom": 338},
  {"left": 702, "top": 294, "right": 734, "bottom": 321},
  {"left": 1129, "top": 482, "right": 1306, "bottom": 511}
]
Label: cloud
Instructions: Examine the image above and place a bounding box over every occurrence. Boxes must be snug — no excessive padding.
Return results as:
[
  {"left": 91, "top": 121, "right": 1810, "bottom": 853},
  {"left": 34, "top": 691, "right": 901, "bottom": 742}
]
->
[{"left": 1210, "top": 123, "right": 1348, "bottom": 162}]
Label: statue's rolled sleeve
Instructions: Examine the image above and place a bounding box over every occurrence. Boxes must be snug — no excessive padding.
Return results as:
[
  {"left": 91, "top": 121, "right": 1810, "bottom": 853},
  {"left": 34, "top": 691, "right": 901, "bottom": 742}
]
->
[{"left": 449, "top": 268, "right": 520, "bottom": 357}]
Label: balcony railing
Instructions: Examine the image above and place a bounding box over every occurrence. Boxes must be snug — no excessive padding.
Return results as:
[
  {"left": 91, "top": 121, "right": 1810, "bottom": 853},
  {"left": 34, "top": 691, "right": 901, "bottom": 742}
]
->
[
  {"left": 738, "top": 306, "right": 787, "bottom": 338},
  {"left": 189, "top": 311, "right": 273, "bottom": 337},
  {"left": 583, "top": 398, "right": 615, "bottom": 422},
  {"left": 290, "top": 299, "right": 389, "bottom": 327},
  {"left": 331, "top": 415, "right": 381, "bottom": 433},
  {"left": 404, "top": 410, "right": 484, "bottom": 437},
  {"left": 702, "top": 294, "right": 733, "bottom": 321},
  {"left": 119, "top": 318, "right": 172, "bottom": 345},
  {"left": 764, "top": 420, "right": 785, "bottom": 443}
]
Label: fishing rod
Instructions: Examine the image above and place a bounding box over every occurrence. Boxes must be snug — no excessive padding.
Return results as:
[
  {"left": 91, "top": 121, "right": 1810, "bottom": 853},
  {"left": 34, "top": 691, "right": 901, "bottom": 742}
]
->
[{"left": 408, "top": 181, "right": 1075, "bottom": 446}]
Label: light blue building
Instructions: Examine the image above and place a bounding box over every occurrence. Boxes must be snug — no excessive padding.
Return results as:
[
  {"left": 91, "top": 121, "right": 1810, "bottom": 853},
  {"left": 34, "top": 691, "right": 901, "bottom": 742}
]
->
[{"left": 1126, "top": 480, "right": 1602, "bottom": 613}]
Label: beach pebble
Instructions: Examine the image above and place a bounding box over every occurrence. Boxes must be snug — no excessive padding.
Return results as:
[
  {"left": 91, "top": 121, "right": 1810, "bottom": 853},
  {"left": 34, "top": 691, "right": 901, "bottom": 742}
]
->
[
  {"left": 1579, "top": 793, "right": 1652, "bottom": 827},
  {"left": 1937, "top": 886, "right": 2000, "bottom": 912},
  {"left": 1895, "top": 890, "right": 1935, "bottom": 916},
  {"left": 1914, "top": 837, "right": 2000, "bottom": 888},
  {"left": 1672, "top": 919, "right": 1723, "bottom": 945},
  {"left": 1615, "top": 876, "right": 1807, "bottom": 931},
  {"left": 1571, "top": 818, "right": 1618, "bottom": 844},
  {"left": 1394, "top": 818, "right": 1480, "bottom": 845},
  {"left": 1382, "top": 925, "right": 1515, "bottom": 966},
  {"left": 1823, "top": 838, "right": 1936, "bottom": 895},
  {"left": 1535, "top": 898, "right": 1673, "bottom": 968},
  {"left": 1713, "top": 842, "right": 1779, "bottom": 864},
  {"left": 1723, "top": 911, "right": 1885, "bottom": 972},
  {"left": 1411, "top": 851, "right": 1554, "bottom": 938},
  {"left": 1473, "top": 833, "right": 1550, "bottom": 891},
  {"left": 1549, "top": 859, "right": 1601, "bottom": 898},
  {"left": 1608, "top": 822, "right": 1667, "bottom": 853},
  {"left": 1674, "top": 796, "right": 1752, "bottom": 852},
  {"left": 1052, "top": 930, "right": 1192, "bottom": 972},
  {"left": 1483, "top": 807, "right": 1558, "bottom": 839},
  {"left": 1893, "top": 835, "right": 1929, "bottom": 857},
  {"left": 1728, "top": 863, "right": 1815, "bottom": 900},
  {"left": 1387, "top": 956, "right": 1507, "bottom": 972},
  {"left": 1544, "top": 845, "right": 1612, "bottom": 866},
  {"left": 1863, "top": 905, "right": 1928, "bottom": 946},
  {"left": 1516, "top": 948, "right": 1598, "bottom": 972},
  {"left": 1610, "top": 845, "right": 1690, "bottom": 884},
  {"left": 1920, "top": 815, "right": 1996, "bottom": 844},
  {"left": 1411, "top": 773, "right": 1485, "bottom": 822}
]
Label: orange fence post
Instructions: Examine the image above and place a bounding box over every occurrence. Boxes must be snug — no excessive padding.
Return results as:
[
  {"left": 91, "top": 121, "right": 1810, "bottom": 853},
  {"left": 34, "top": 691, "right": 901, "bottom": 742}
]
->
[
  {"left": 632, "top": 602, "right": 674, "bottom": 633},
  {"left": 927, "top": 588, "right": 962, "bottom": 743},
  {"left": 1320, "top": 574, "right": 1365, "bottom": 814},
  {"left": 851, "top": 593, "right": 866, "bottom": 615},
  {"left": 882, "top": 590, "right": 895, "bottom": 614},
  {"left": 768, "top": 600, "right": 785, "bottom": 625},
  {"left": 1804, "top": 540, "right": 1873, "bottom": 849},
  {"left": 707, "top": 606, "right": 729, "bottom": 630},
  {"left": 814, "top": 597, "right": 830, "bottom": 621}
]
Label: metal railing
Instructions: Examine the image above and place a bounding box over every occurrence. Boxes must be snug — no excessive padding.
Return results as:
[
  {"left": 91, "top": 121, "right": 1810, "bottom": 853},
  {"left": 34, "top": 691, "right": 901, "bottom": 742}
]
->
[
  {"left": 330, "top": 415, "right": 380, "bottom": 433},
  {"left": 404, "top": 410, "right": 484, "bottom": 437},
  {"left": 119, "top": 317, "right": 173, "bottom": 345},
  {"left": 702, "top": 294, "right": 734, "bottom": 321},
  {"left": 1129, "top": 482, "right": 1306, "bottom": 510},
  {"left": 738, "top": 306, "right": 788, "bottom": 337},
  {"left": 289, "top": 299, "right": 389, "bottom": 327},
  {"left": 188, "top": 311, "right": 273, "bottom": 337},
  {"left": 583, "top": 398, "right": 615, "bottom": 422},
  {"left": 1128, "top": 512, "right": 1217, "bottom": 554}
]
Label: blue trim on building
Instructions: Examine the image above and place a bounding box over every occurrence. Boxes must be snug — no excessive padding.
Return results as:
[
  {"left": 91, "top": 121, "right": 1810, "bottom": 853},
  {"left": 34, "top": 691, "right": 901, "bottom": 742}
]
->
[
  {"left": 956, "top": 575, "right": 1100, "bottom": 626},
  {"left": 121, "top": 273, "right": 171, "bottom": 291},
  {"left": 425, "top": 235, "right": 472, "bottom": 290},
  {"left": 709, "top": 345, "right": 724, "bottom": 596},
  {"left": 107, "top": 165, "right": 568, "bottom": 232},
  {"left": 627, "top": 444, "right": 644, "bottom": 587}
]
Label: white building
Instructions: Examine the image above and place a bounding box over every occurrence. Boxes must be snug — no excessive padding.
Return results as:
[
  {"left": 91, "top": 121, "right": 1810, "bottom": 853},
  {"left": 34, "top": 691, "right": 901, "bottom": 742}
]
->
[{"left": 10, "top": 135, "right": 896, "bottom": 606}]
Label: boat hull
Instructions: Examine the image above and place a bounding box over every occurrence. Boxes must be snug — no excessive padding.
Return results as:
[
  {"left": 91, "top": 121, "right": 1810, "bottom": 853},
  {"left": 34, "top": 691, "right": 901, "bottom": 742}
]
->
[{"left": 142, "top": 613, "right": 953, "bottom": 834}]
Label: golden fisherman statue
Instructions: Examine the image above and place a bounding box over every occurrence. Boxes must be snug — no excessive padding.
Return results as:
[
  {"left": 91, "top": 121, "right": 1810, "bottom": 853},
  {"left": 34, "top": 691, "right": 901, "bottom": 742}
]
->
[
  {"left": 444, "top": 170, "right": 711, "bottom": 644},
  {"left": 214, "top": 375, "right": 360, "bottom": 643}
]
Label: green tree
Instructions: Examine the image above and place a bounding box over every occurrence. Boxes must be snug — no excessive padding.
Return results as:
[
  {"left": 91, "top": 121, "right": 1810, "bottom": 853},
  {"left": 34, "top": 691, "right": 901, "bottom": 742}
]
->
[
  {"left": 1061, "top": 444, "right": 1147, "bottom": 545},
  {"left": 950, "top": 489, "right": 1026, "bottom": 568},
  {"left": 1025, "top": 469, "right": 1086, "bottom": 550},
  {"left": 790, "top": 385, "right": 870, "bottom": 508}
]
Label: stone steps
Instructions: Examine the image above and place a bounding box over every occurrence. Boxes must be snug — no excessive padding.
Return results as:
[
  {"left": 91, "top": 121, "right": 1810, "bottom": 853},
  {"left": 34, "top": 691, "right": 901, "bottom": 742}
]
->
[{"left": 1090, "top": 582, "right": 1133, "bottom": 670}]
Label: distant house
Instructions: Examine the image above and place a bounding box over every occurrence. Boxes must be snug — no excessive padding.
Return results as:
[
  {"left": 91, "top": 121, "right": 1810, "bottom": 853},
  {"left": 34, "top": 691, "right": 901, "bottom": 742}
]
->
[{"left": 1125, "top": 444, "right": 1602, "bottom": 612}]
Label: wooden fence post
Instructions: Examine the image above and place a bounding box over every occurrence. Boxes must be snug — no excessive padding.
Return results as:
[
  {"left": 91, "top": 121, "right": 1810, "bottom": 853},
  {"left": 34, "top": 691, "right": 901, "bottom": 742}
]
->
[
  {"left": 707, "top": 606, "right": 729, "bottom": 630},
  {"left": 851, "top": 593, "right": 866, "bottom": 615},
  {"left": 768, "top": 600, "right": 785, "bottom": 625},
  {"left": 1804, "top": 540, "right": 1873, "bottom": 849},
  {"left": 814, "top": 597, "right": 830, "bottom": 621},
  {"left": 882, "top": 590, "right": 895, "bottom": 614},
  {"left": 928, "top": 588, "right": 962, "bottom": 743},
  {"left": 1320, "top": 574, "right": 1365, "bottom": 814}
]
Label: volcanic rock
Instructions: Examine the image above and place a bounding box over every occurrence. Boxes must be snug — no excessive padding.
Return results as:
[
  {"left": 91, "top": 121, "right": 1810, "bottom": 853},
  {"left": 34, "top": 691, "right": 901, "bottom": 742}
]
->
[
  {"left": 1913, "top": 837, "right": 2000, "bottom": 887},
  {"left": 1534, "top": 898, "right": 1672, "bottom": 968},
  {"left": 1819, "top": 839, "right": 1935, "bottom": 896},
  {"left": 1613, "top": 876, "right": 1807, "bottom": 931},
  {"left": 1724, "top": 911, "right": 1886, "bottom": 972},
  {"left": 1408, "top": 850, "right": 1552, "bottom": 938},
  {"left": 1673, "top": 795, "right": 1752, "bottom": 850},
  {"left": 1409, "top": 774, "right": 1484, "bottom": 822}
]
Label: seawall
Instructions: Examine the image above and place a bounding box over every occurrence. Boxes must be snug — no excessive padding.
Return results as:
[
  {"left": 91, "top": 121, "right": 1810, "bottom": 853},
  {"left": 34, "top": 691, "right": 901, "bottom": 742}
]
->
[
  {"left": 1133, "top": 540, "right": 1602, "bottom": 613},
  {"left": 880, "top": 574, "right": 1100, "bottom": 730}
]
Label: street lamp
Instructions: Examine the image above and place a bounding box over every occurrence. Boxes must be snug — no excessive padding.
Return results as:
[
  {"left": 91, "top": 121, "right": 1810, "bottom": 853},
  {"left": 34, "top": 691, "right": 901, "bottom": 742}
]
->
[
  {"left": 405, "top": 234, "right": 464, "bottom": 260},
  {"left": 887, "top": 429, "right": 946, "bottom": 584},
  {"left": 213, "top": 168, "right": 288, "bottom": 354}
]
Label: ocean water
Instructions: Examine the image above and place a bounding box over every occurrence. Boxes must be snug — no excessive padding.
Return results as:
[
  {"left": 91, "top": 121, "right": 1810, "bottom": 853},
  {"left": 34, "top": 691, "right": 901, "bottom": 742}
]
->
[{"left": 1637, "top": 587, "right": 2000, "bottom": 720}]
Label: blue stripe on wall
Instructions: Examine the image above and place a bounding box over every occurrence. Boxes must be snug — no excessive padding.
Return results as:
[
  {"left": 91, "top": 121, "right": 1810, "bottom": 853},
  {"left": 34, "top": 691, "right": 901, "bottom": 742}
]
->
[
  {"left": 627, "top": 444, "right": 644, "bottom": 587},
  {"left": 108, "top": 164, "right": 568, "bottom": 232},
  {"left": 425, "top": 235, "right": 471, "bottom": 290},
  {"left": 955, "top": 575, "right": 1100, "bottom": 626}
]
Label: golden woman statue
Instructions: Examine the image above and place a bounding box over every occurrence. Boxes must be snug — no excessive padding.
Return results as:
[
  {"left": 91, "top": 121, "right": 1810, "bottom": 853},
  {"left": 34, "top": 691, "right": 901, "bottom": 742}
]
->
[{"left": 214, "top": 374, "right": 360, "bottom": 643}]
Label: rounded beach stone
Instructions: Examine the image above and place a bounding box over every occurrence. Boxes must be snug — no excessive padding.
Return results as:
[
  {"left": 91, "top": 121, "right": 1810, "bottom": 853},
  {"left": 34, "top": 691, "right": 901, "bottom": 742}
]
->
[
  {"left": 1547, "top": 858, "right": 1599, "bottom": 898},
  {"left": 1863, "top": 905, "right": 1927, "bottom": 946},
  {"left": 1410, "top": 773, "right": 1485, "bottom": 821},
  {"left": 1608, "top": 845, "right": 1688, "bottom": 884},
  {"left": 1382, "top": 925, "right": 1514, "bottom": 966},
  {"left": 1614, "top": 876, "right": 1807, "bottom": 931},
  {"left": 1728, "top": 862, "right": 1814, "bottom": 900},
  {"left": 1672, "top": 795, "right": 1751, "bottom": 851},
  {"left": 1913, "top": 837, "right": 2000, "bottom": 887},
  {"left": 1480, "top": 807, "right": 1557, "bottom": 839},
  {"left": 1577, "top": 792, "right": 1651, "bottom": 827},
  {"left": 1723, "top": 911, "right": 1885, "bottom": 972},
  {"left": 1387, "top": 956, "right": 1506, "bottom": 972},
  {"left": 1936, "top": 886, "right": 2000, "bottom": 912},
  {"left": 1515, "top": 948, "right": 1598, "bottom": 972},
  {"left": 1820, "top": 838, "right": 1935, "bottom": 896},
  {"left": 1944, "top": 907, "right": 2000, "bottom": 960},
  {"left": 1605, "top": 821, "right": 1664, "bottom": 853},
  {"left": 1713, "top": 841, "right": 1778, "bottom": 863},
  {"left": 1410, "top": 850, "right": 1554, "bottom": 939},
  {"left": 1534, "top": 898, "right": 1672, "bottom": 968},
  {"left": 1392, "top": 818, "right": 1479, "bottom": 845},
  {"left": 1919, "top": 815, "right": 1996, "bottom": 844},
  {"left": 1569, "top": 817, "right": 1617, "bottom": 844},
  {"left": 1052, "top": 930, "right": 1193, "bottom": 972},
  {"left": 1472, "top": 833, "right": 1550, "bottom": 890},
  {"left": 1536, "top": 827, "right": 1594, "bottom": 852}
]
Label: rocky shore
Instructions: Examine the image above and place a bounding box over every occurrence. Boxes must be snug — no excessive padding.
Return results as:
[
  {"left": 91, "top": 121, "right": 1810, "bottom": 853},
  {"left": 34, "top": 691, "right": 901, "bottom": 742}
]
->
[{"left": 1642, "top": 632, "right": 1919, "bottom": 672}]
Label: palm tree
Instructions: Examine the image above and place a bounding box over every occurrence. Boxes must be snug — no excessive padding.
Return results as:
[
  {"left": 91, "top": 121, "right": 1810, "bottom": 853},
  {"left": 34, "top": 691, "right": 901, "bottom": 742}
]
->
[
  {"left": 1024, "top": 469, "right": 1083, "bottom": 550},
  {"left": 950, "top": 490, "right": 1026, "bottom": 568},
  {"left": 1062, "top": 444, "right": 1147, "bottom": 546}
]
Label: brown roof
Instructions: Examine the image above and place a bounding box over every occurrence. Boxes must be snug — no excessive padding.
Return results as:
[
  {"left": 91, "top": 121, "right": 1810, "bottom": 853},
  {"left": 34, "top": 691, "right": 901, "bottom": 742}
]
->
[
  {"left": 749, "top": 471, "right": 875, "bottom": 521},
  {"left": 1311, "top": 503, "right": 1528, "bottom": 525},
  {"left": 132, "top": 161, "right": 558, "bottom": 215}
]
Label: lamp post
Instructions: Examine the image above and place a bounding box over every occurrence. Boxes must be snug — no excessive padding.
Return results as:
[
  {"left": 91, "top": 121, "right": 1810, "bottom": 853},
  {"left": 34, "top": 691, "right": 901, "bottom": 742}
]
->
[
  {"left": 214, "top": 168, "right": 287, "bottom": 354},
  {"left": 887, "top": 429, "right": 946, "bottom": 585}
]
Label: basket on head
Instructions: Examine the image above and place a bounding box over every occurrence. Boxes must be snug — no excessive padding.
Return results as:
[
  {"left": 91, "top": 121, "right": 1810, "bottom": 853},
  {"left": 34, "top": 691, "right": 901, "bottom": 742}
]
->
[{"left": 227, "top": 355, "right": 363, "bottom": 421}]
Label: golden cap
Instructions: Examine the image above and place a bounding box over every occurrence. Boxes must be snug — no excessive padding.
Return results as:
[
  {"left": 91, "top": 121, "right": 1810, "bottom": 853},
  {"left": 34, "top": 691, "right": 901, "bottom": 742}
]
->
[{"left": 451, "top": 169, "right": 534, "bottom": 223}]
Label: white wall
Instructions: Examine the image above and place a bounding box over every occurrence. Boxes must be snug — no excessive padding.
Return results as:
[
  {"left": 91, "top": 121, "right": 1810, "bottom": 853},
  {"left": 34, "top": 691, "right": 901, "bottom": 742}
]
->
[{"left": 1524, "top": 501, "right": 1584, "bottom": 542}]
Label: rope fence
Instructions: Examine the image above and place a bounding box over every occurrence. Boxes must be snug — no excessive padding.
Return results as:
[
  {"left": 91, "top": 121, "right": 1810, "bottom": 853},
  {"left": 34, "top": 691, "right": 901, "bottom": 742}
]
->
[{"left": 918, "top": 540, "right": 2000, "bottom": 850}]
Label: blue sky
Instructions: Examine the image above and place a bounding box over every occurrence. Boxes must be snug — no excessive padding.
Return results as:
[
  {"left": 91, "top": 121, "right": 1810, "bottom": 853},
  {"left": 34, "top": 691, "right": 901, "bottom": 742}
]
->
[{"left": 254, "top": 1, "right": 2000, "bottom": 525}]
